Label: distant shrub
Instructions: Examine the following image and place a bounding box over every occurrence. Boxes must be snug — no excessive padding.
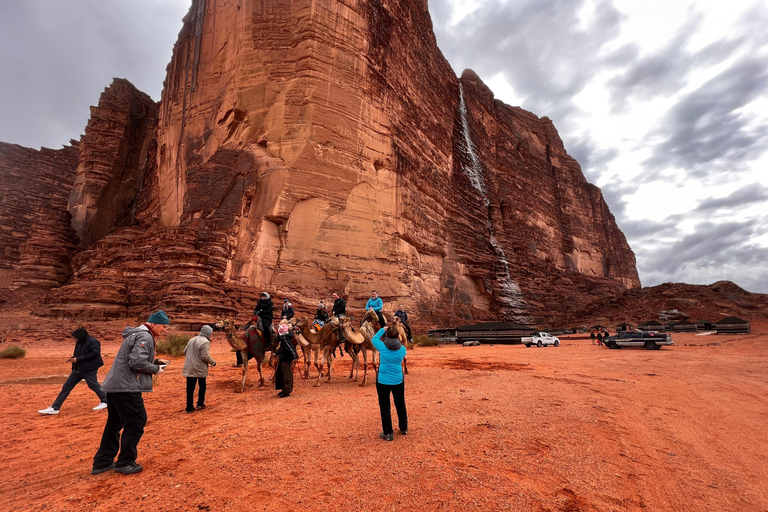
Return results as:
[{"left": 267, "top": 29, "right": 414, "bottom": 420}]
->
[
  {"left": 0, "top": 345, "right": 26, "bottom": 359},
  {"left": 156, "top": 333, "right": 189, "bottom": 357},
  {"left": 413, "top": 335, "right": 439, "bottom": 347}
]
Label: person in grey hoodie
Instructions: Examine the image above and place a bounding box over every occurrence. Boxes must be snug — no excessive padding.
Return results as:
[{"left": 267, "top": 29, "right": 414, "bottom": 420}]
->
[
  {"left": 182, "top": 325, "right": 217, "bottom": 413},
  {"left": 91, "top": 310, "right": 170, "bottom": 476}
]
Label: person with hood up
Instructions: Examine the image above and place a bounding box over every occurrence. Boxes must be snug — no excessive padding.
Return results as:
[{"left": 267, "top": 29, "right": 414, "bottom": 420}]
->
[
  {"left": 253, "top": 292, "right": 274, "bottom": 346},
  {"left": 371, "top": 323, "right": 408, "bottom": 441},
  {"left": 91, "top": 310, "right": 170, "bottom": 476},
  {"left": 274, "top": 319, "right": 298, "bottom": 397},
  {"left": 281, "top": 299, "right": 295, "bottom": 320},
  {"left": 38, "top": 328, "right": 107, "bottom": 415},
  {"left": 182, "top": 325, "right": 217, "bottom": 413}
]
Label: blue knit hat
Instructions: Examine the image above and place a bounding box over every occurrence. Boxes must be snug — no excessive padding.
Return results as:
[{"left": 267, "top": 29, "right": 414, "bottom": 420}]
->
[{"left": 147, "top": 310, "right": 170, "bottom": 325}]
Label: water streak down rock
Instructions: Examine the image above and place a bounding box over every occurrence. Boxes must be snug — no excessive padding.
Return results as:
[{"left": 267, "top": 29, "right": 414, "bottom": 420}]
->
[{"left": 0, "top": 0, "right": 640, "bottom": 327}]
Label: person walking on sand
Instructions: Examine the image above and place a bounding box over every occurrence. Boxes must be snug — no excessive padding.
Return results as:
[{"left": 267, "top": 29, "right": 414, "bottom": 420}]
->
[
  {"left": 590, "top": 331, "right": 596, "bottom": 344},
  {"left": 371, "top": 323, "right": 408, "bottom": 441},
  {"left": 275, "top": 319, "right": 298, "bottom": 398},
  {"left": 91, "top": 310, "right": 170, "bottom": 476},
  {"left": 596, "top": 330, "right": 603, "bottom": 346},
  {"left": 366, "top": 290, "right": 386, "bottom": 328},
  {"left": 182, "top": 325, "right": 217, "bottom": 413},
  {"left": 38, "top": 328, "right": 107, "bottom": 415}
]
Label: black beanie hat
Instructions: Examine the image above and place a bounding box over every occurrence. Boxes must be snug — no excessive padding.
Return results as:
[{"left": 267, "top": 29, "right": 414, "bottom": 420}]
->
[{"left": 71, "top": 328, "right": 88, "bottom": 342}]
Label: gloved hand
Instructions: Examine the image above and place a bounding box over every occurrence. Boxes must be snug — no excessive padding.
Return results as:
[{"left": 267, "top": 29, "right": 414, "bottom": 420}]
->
[{"left": 212, "top": 360, "right": 217, "bottom": 367}]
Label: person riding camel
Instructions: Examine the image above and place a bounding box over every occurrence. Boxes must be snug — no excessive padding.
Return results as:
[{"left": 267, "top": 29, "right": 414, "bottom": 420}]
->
[
  {"left": 253, "top": 292, "right": 274, "bottom": 347},
  {"left": 366, "top": 290, "right": 386, "bottom": 328}
]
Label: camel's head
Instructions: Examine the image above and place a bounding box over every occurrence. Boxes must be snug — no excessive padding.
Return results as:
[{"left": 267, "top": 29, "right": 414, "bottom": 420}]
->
[
  {"left": 326, "top": 316, "right": 340, "bottom": 327},
  {"left": 339, "top": 316, "right": 350, "bottom": 327},
  {"left": 362, "top": 309, "right": 378, "bottom": 324},
  {"left": 215, "top": 319, "right": 236, "bottom": 332}
]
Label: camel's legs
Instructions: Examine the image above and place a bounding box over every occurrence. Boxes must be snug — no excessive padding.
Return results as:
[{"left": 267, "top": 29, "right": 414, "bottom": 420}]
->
[
  {"left": 240, "top": 349, "right": 249, "bottom": 392},
  {"left": 325, "top": 345, "right": 334, "bottom": 383},
  {"left": 360, "top": 345, "right": 368, "bottom": 386}
]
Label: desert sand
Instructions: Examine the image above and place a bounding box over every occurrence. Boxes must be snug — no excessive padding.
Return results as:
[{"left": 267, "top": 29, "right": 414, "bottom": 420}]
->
[{"left": 1, "top": 318, "right": 766, "bottom": 511}]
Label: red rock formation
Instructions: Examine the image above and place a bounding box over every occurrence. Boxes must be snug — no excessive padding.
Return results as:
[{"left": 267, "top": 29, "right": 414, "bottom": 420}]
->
[
  {"left": 68, "top": 78, "right": 158, "bottom": 246},
  {"left": 0, "top": 142, "right": 79, "bottom": 290},
  {"left": 3, "top": 0, "right": 642, "bottom": 328}
]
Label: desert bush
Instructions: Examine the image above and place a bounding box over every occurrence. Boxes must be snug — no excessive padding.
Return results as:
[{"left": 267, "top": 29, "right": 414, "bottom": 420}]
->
[
  {"left": 413, "top": 335, "right": 439, "bottom": 347},
  {"left": 156, "top": 333, "right": 190, "bottom": 357},
  {"left": 0, "top": 345, "right": 26, "bottom": 359}
]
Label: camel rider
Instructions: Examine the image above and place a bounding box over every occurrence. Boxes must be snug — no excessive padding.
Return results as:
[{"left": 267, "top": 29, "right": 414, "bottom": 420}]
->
[
  {"left": 315, "top": 302, "right": 329, "bottom": 324},
  {"left": 253, "top": 292, "right": 274, "bottom": 347},
  {"left": 394, "top": 304, "right": 412, "bottom": 342},
  {"left": 331, "top": 293, "right": 346, "bottom": 357},
  {"left": 366, "top": 290, "right": 386, "bottom": 328},
  {"left": 281, "top": 299, "right": 295, "bottom": 320}
]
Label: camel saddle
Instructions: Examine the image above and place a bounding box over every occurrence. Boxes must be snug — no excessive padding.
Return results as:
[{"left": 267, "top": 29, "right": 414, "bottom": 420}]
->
[{"left": 240, "top": 318, "right": 277, "bottom": 360}]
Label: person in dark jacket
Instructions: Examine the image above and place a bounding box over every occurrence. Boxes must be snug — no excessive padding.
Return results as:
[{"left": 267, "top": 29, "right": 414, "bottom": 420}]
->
[
  {"left": 91, "top": 310, "right": 170, "bottom": 476},
  {"left": 274, "top": 319, "right": 298, "bottom": 397},
  {"left": 315, "top": 302, "right": 329, "bottom": 323},
  {"left": 393, "top": 305, "right": 412, "bottom": 342},
  {"left": 331, "top": 292, "right": 346, "bottom": 318},
  {"left": 253, "top": 292, "right": 274, "bottom": 346},
  {"left": 38, "top": 328, "right": 107, "bottom": 415},
  {"left": 281, "top": 299, "right": 295, "bottom": 320}
]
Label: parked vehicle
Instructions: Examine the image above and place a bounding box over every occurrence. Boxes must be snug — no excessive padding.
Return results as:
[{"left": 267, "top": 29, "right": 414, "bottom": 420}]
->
[
  {"left": 521, "top": 332, "right": 560, "bottom": 347},
  {"left": 603, "top": 330, "right": 673, "bottom": 350}
]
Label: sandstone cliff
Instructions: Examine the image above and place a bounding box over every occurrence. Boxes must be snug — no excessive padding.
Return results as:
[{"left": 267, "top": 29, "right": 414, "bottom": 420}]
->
[{"left": 1, "top": 0, "right": 640, "bottom": 328}]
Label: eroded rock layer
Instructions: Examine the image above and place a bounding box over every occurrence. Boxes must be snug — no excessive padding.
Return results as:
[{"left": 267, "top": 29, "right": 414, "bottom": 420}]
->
[
  {"left": 0, "top": 142, "right": 80, "bottom": 290},
  {"left": 2, "top": 0, "right": 641, "bottom": 327}
]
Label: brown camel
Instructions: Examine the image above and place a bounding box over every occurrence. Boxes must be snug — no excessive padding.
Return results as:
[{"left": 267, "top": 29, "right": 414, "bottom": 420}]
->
[
  {"left": 391, "top": 316, "right": 410, "bottom": 375},
  {"left": 215, "top": 318, "right": 276, "bottom": 392},
  {"left": 338, "top": 315, "right": 374, "bottom": 386},
  {"left": 292, "top": 323, "right": 322, "bottom": 379},
  {"left": 293, "top": 317, "right": 347, "bottom": 387}
]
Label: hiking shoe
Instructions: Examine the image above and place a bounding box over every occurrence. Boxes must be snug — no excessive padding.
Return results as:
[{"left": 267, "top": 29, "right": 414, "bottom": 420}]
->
[
  {"left": 196, "top": 404, "right": 206, "bottom": 410},
  {"left": 185, "top": 408, "right": 195, "bottom": 414},
  {"left": 93, "top": 402, "right": 108, "bottom": 411},
  {"left": 113, "top": 463, "right": 143, "bottom": 475},
  {"left": 379, "top": 432, "right": 394, "bottom": 441},
  {"left": 400, "top": 429, "right": 407, "bottom": 435},
  {"left": 91, "top": 463, "right": 115, "bottom": 475},
  {"left": 38, "top": 406, "right": 59, "bottom": 415}
]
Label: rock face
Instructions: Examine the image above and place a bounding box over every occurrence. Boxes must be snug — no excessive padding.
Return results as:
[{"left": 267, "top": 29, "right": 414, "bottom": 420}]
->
[
  {"left": 0, "top": 142, "right": 80, "bottom": 290},
  {"left": 1, "top": 0, "right": 640, "bottom": 327}
]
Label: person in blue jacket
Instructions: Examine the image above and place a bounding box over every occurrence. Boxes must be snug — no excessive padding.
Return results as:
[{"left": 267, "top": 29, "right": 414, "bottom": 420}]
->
[
  {"left": 365, "top": 290, "right": 386, "bottom": 328},
  {"left": 371, "top": 324, "right": 407, "bottom": 441}
]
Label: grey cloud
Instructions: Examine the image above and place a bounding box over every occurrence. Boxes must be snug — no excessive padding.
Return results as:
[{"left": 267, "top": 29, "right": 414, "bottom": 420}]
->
[
  {"left": 0, "top": 0, "right": 189, "bottom": 149},
  {"left": 644, "top": 56, "right": 768, "bottom": 177},
  {"left": 430, "top": 0, "right": 626, "bottom": 129},
  {"left": 634, "top": 219, "right": 768, "bottom": 292},
  {"left": 694, "top": 183, "right": 768, "bottom": 212}
]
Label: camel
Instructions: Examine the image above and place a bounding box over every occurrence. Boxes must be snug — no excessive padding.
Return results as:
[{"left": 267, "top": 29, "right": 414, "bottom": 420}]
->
[
  {"left": 292, "top": 323, "right": 322, "bottom": 379},
  {"left": 293, "top": 316, "right": 351, "bottom": 387},
  {"left": 338, "top": 315, "right": 375, "bottom": 386},
  {"left": 215, "top": 318, "right": 276, "bottom": 392},
  {"left": 391, "top": 316, "right": 410, "bottom": 375}
]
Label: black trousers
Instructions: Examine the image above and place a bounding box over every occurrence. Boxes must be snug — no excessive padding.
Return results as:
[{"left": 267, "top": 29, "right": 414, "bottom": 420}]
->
[
  {"left": 275, "top": 361, "right": 293, "bottom": 395},
  {"left": 52, "top": 369, "right": 106, "bottom": 410},
  {"left": 92, "top": 392, "right": 147, "bottom": 469},
  {"left": 376, "top": 381, "right": 407, "bottom": 435},
  {"left": 186, "top": 377, "right": 207, "bottom": 411},
  {"left": 375, "top": 310, "right": 387, "bottom": 327}
]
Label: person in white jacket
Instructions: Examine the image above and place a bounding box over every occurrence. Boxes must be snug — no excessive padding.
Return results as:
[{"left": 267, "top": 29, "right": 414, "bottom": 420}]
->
[{"left": 182, "top": 325, "right": 217, "bottom": 413}]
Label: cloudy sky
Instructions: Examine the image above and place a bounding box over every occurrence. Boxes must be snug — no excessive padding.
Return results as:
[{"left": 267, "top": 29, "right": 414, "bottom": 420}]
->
[{"left": 1, "top": 0, "right": 767, "bottom": 293}]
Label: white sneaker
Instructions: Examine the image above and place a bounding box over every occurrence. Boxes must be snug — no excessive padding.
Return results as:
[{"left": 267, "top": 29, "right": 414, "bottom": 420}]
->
[
  {"left": 38, "top": 406, "right": 59, "bottom": 415},
  {"left": 93, "top": 402, "right": 108, "bottom": 411}
]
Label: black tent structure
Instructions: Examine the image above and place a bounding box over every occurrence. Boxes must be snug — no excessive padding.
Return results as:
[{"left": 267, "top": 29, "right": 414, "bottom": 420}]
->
[
  {"left": 670, "top": 320, "right": 697, "bottom": 332},
  {"left": 715, "top": 316, "right": 751, "bottom": 334}
]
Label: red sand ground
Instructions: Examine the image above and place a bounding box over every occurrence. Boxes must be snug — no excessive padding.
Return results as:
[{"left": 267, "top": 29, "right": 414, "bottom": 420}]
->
[{"left": 1, "top": 319, "right": 767, "bottom": 511}]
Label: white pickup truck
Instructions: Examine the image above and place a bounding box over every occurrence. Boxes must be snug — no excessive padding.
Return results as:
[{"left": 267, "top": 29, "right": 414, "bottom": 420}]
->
[{"left": 521, "top": 332, "right": 560, "bottom": 347}]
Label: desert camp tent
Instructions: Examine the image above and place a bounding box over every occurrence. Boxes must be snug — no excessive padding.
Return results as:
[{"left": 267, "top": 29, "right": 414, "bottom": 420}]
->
[
  {"left": 715, "top": 316, "right": 750, "bottom": 334},
  {"left": 670, "top": 320, "right": 697, "bottom": 332},
  {"left": 427, "top": 328, "right": 458, "bottom": 343},
  {"left": 455, "top": 322, "right": 535, "bottom": 344},
  {"left": 615, "top": 322, "right": 634, "bottom": 332},
  {"left": 638, "top": 320, "right": 664, "bottom": 331},
  {"left": 695, "top": 320, "right": 714, "bottom": 331}
]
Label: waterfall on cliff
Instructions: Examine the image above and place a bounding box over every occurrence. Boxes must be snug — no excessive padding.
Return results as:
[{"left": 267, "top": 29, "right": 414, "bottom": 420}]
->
[{"left": 458, "top": 83, "right": 527, "bottom": 316}]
